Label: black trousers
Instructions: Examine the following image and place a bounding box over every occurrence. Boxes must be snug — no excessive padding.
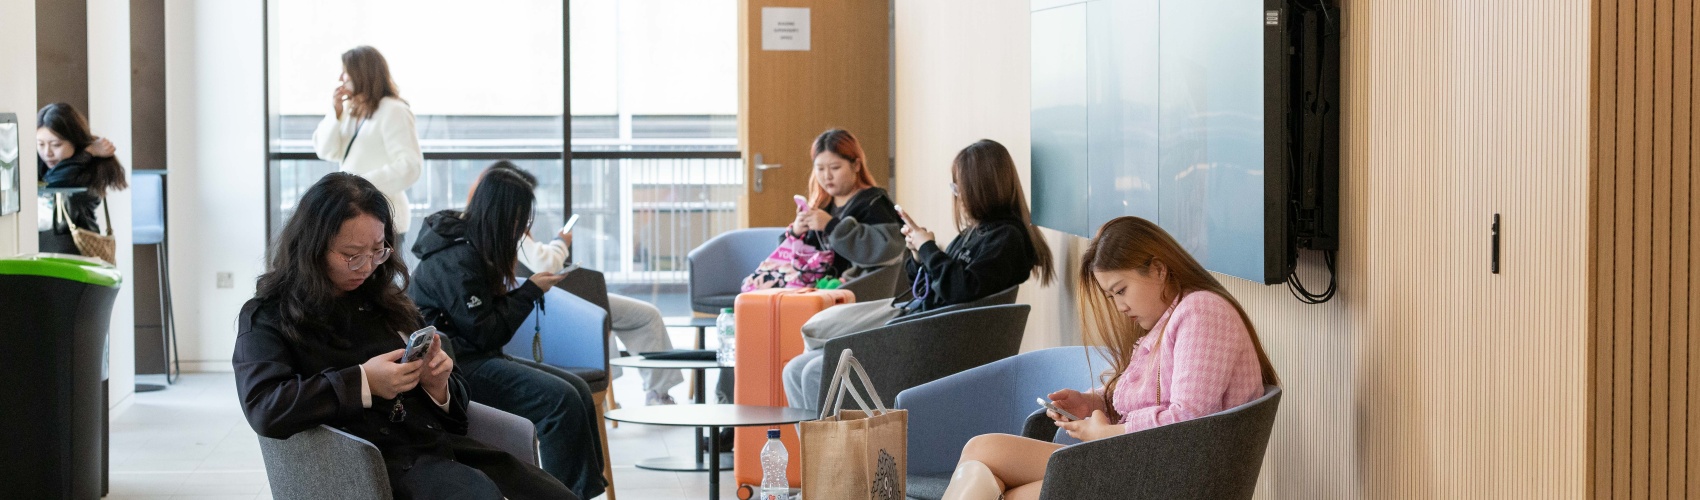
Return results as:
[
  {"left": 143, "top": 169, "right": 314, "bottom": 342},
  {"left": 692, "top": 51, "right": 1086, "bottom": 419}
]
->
[
  {"left": 463, "top": 356, "right": 607, "bottom": 500},
  {"left": 390, "top": 435, "right": 576, "bottom": 500}
]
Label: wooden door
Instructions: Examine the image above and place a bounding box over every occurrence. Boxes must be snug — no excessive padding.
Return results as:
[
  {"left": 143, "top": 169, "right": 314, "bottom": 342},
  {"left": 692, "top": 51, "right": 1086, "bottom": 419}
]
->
[{"left": 739, "top": 0, "right": 891, "bottom": 228}]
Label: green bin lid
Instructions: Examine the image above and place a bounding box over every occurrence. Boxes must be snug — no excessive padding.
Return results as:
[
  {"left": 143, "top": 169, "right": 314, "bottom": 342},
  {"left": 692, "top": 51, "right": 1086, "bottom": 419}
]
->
[{"left": 0, "top": 253, "right": 123, "bottom": 288}]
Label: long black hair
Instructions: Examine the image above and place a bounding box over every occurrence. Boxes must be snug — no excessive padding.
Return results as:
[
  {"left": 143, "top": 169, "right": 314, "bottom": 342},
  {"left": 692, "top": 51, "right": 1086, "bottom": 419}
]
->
[
  {"left": 464, "top": 161, "right": 536, "bottom": 293},
  {"left": 951, "top": 139, "right": 1055, "bottom": 285},
  {"left": 255, "top": 172, "right": 417, "bottom": 343},
  {"left": 37, "top": 103, "right": 128, "bottom": 196}
]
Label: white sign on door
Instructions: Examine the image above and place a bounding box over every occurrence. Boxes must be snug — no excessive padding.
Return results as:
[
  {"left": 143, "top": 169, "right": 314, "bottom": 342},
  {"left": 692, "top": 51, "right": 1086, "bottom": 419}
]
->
[{"left": 761, "top": 7, "right": 810, "bottom": 51}]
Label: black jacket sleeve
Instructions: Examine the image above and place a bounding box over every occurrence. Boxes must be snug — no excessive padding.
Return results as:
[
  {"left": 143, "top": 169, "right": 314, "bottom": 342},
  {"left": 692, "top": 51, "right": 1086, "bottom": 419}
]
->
[
  {"left": 232, "top": 300, "right": 366, "bottom": 439},
  {"left": 430, "top": 255, "right": 546, "bottom": 358},
  {"left": 913, "top": 223, "right": 1034, "bottom": 309}
]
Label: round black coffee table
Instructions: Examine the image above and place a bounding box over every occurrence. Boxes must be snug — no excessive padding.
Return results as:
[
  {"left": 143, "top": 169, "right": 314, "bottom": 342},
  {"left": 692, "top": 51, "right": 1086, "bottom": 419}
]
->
[
  {"left": 610, "top": 355, "right": 728, "bottom": 472},
  {"left": 605, "top": 404, "right": 816, "bottom": 500}
]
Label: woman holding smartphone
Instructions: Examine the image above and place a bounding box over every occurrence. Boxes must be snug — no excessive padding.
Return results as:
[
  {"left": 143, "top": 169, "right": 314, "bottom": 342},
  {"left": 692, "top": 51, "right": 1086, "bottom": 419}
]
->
[
  {"left": 477, "top": 161, "right": 685, "bottom": 407},
  {"left": 939, "top": 216, "right": 1279, "bottom": 500},
  {"left": 233, "top": 173, "right": 573, "bottom": 500},
  {"left": 783, "top": 139, "right": 1056, "bottom": 413},
  {"left": 313, "top": 45, "right": 423, "bottom": 234},
  {"left": 408, "top": 166, "right": 606, "bottom": 500}
]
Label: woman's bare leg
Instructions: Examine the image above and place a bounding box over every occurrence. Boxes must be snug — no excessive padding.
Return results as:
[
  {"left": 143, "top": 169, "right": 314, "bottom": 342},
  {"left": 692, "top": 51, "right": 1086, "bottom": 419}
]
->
[
  {"left": 957, "top": 434, "right": 1065, "bottom": 491},
  {"left": 1004, "top": 481, "right": 1045, "bottom": 500}
]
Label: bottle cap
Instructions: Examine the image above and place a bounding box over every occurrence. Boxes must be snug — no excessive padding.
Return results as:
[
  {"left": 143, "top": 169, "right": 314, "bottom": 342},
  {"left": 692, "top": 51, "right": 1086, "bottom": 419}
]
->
[
  {"left": 722, "top": 307, "right": 735, "bottom": 314},
  {"left": 767, "top": 429, "right": 781, "bottom": 439}
]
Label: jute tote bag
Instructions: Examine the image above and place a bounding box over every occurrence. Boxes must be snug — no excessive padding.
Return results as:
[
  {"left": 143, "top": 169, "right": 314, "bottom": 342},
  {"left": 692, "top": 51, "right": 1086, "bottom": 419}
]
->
[{"left": 800, "top": 349, "right": 907, "bottom": 500}]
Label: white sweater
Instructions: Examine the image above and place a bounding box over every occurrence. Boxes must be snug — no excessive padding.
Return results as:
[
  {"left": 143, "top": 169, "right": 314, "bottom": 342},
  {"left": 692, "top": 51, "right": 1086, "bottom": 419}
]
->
[{"left": 312, "top": 96, "right": 424, "bottom": 233}]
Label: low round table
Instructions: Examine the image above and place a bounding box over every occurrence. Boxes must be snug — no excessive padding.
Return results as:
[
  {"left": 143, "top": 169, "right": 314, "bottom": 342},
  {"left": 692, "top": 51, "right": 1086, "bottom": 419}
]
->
[
  {"left": 609, "top": 355, "right": 728, "bottom": 472},
  {"left": 604, "top": 404, "right": 817, "bottom": 500}
]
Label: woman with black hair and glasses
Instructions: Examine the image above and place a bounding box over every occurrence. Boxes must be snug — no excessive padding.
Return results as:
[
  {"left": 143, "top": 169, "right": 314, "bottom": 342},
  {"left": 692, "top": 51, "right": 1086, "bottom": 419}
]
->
[
  {"left": 407, "top": 166, "right": 606, "bottom": 500},
  {"left": 233, "top": 172, "right": 574, "bottom": 500}
]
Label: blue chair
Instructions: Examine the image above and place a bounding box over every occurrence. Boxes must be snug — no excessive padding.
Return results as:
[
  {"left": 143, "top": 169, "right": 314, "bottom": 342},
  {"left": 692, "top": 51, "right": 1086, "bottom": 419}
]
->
[
  {"left": 131, "top": 171, "right": 178, "bottom": 386},
  {"left": 892, "top": 346, "right": 1111, "bottom": 500},
  {"left": 501, "top": 282, "right": 620, "bottom": 499},
  {"left": 686, "top": 227, "right": 786, "bottom": 314}
]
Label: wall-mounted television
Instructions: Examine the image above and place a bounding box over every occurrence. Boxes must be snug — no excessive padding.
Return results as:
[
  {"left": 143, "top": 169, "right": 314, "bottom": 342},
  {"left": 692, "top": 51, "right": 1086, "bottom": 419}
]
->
[{"left": 1030, "top": 0, "right": 1339, "bottom": 286}]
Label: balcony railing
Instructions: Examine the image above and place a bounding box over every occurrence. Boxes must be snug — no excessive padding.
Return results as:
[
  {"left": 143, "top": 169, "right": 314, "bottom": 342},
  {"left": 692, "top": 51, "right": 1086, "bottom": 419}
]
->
[{"left": 267, "top": 150, "right": 743, "bottom": 285}]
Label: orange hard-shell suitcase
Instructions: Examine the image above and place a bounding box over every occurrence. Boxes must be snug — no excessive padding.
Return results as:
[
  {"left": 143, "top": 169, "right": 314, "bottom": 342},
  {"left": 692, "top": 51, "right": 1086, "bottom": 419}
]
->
[{"left": 732, "top": 287, "right": 855, "bottom": 495}]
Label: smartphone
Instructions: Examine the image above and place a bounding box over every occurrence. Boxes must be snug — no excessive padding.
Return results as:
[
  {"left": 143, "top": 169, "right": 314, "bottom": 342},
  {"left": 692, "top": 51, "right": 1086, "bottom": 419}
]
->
[
  {"left": 555, "top": 262, "right": 581, "bottom": 276},
  {"left": 793, "top": 194, "right": 809, "bottom": 211},
  {"left": 401, "top": 326, "right": 437, "bottom": 363},
  {"left": 894, "top": 204, "right": 916, "bottom": 226},
  {"left": 559, "top": 213, "right": 581, "bottom": 235},
  {"left": 1037, "top": 397, "right": 1080, "bottom": 422}
]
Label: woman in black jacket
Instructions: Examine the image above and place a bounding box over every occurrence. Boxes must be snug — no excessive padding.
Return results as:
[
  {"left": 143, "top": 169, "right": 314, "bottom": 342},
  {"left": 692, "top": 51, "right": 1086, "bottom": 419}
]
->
[
  {"left": 233, "top": 172, "right": 572, "bottom": 500},
  {"left": 407, "top": 167, "right": 605, "bottom": 500},
  {"left": 36, "top": 103, "right": 126, "bottom": 255},
  {"left": 783, "top": 139, "right": 1056, "bottom": 412}
]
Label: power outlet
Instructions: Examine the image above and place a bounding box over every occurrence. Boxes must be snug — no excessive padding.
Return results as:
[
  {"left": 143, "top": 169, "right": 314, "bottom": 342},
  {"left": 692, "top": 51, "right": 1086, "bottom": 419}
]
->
[{"left": 217, "top": 272, "right": 234, "bottom": 289}]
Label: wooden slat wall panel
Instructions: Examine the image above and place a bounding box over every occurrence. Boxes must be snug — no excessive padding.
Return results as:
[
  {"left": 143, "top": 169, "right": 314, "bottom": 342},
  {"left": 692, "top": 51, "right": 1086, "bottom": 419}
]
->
[{"left": 1590, "top": 0, "right": 1699, "bottom": 497}]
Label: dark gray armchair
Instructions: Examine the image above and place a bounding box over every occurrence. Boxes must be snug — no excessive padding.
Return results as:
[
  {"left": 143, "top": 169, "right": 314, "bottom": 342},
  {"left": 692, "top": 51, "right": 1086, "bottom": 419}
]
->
[
  {"left": 1030, "top": 385, "right": 1283, "bottom": 500},
  {"left": 257, "top": 402, "right": 537, "bottom": 500},
  {"left": 815, "top": 304, "right": 1030, "bottom": 412},
  {"left": 883, "top": 285, "right": 1021, "bottom": 326},
  {"left": 686, "top": 227, "right": 787, "bottom": 314}
]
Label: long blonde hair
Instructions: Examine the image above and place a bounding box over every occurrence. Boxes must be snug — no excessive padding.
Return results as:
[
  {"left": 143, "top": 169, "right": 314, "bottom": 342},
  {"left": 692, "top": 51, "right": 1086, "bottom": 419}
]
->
[{"left": 1076, "top": 216, "right": 1278, "bottom": 419}]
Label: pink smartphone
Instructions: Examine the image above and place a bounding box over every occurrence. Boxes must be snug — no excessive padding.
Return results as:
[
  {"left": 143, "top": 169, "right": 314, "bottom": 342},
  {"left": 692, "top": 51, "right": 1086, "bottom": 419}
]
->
[{"left": 793, "top": 194, "right": 808, "bottom": 211}]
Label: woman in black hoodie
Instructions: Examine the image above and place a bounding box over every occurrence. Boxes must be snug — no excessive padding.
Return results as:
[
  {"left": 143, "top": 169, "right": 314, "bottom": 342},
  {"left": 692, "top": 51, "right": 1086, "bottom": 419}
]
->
[
  {"left": 783, "top": 139, "right": 1056, "bottom": 413},
  {"left": 407, "top": 167, "right": 605, "bottom": 499}
]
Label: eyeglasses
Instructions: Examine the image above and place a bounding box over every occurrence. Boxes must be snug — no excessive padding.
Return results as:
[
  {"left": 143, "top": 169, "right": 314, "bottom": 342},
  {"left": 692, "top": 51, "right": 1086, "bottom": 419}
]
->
[{"left": 342, "top": 247, "right": 394, "bottom": 271}]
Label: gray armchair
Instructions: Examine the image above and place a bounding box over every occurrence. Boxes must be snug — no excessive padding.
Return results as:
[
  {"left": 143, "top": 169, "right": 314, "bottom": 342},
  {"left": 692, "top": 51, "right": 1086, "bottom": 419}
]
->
[
  {"left": 815, "top": 304, "right": 1030, "bottom": 412},
  {"left": 1030, "top": 385, "right": 1283, "bottom": 500},
  {"left": 257, "top": 402, "right": 537, "bottom": 500},
  {"left": 836, "top": 263, "right": 903, "bottom": 302},
  {"left": 687, "top": 227, "right": 787, "bottom": 314},
  {"left": 884, "top": 285, "right": 1021, "bottom": 326}
]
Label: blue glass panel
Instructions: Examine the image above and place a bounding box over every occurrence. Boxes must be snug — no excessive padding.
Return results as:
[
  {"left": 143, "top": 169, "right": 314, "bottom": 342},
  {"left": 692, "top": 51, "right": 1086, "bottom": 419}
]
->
[
  {"left": 1030, "top": 4, "right": 1090, "bottom": 237},
  {"left": 1157, "top": 0, "right": 1266, "bottom": 282}
]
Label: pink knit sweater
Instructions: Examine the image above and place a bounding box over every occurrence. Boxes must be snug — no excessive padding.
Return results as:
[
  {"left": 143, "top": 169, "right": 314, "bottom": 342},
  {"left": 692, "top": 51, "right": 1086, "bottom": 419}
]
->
[{"left": 1107, "top": 291, "right": 1265, "bottom": 433}]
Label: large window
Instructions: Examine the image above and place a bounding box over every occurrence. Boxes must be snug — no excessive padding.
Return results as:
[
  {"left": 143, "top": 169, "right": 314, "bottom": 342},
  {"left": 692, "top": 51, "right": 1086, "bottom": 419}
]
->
[{"left": 266, "top": 0, "right": 740, "bottom": 284}]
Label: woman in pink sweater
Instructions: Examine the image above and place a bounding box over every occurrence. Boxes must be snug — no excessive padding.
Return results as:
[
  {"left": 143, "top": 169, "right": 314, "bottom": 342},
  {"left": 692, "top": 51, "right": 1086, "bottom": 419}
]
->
[{"left": 941, "top": 216, "right": 1280, "bottom": 500}]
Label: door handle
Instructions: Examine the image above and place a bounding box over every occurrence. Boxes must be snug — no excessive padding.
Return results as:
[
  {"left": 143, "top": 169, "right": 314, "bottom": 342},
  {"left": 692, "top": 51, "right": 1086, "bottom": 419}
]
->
[{"left": 753, "top": 153, "right": 782, "bottom": 193}]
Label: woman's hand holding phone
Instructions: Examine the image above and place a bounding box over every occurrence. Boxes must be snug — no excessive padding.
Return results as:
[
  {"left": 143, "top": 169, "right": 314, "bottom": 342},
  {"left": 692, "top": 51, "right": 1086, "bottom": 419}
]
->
[
  {"left": 895, "top": 205, "right": 934, "bottom": 252},
  {"left": 1045, "top": 389, "right": 1101, "bottom": 422},
  {"left": 362, "top": 348, "right": 421, "bottom": 400},
  {"left": 530, "top": 271, "right": 567, "bottom": 292},
  {"left": 418, "top": 333, "right": 454, "bottom": 404}
]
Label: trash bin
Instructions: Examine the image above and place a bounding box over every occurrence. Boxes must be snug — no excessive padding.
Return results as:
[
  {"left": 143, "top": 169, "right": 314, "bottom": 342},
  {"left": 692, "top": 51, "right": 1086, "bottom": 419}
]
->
[{"left": 0, "top": 253, "right": 122, "bottom": 500}]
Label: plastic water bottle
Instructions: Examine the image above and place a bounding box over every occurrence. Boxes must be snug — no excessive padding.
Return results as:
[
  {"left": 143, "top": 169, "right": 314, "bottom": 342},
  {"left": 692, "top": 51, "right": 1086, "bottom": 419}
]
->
[
  {"left": 716, "top": 307, "right": 736, "bottom": 366},
  {"left": 759, "top": 428, "right": 789, "bottom": 500}
]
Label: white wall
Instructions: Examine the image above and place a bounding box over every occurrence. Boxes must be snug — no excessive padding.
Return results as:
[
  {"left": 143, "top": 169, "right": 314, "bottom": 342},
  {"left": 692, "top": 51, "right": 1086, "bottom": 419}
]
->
[
  {"left": 0, "top": 0, "right": 36, "bottom": 256},
  {"left": 165, "top": 0, "right": 267, "bottom": 371},
  {"left": 893, "top": 0, "right": 1082, "bottom": 350},
  {"left": 89, "top": 0, "right": 138, "bottom": 412}
]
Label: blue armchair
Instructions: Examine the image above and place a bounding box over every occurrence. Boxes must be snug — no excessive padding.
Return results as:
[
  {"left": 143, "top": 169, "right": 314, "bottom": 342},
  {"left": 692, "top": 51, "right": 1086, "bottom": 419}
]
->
[
  {"left": 501, "top": 284, "right": 620, "bottom": 499},
  {"left": 892, "top": 347, "right": 1111, "bottom": 500},
  {"left": 686, "top": 227, "right": 786, "bottom": 314}
]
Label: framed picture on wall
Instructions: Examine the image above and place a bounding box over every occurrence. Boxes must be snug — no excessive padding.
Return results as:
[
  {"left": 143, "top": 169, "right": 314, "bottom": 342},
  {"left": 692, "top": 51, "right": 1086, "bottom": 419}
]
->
[{"left": 0, "top": 113, "right": 19, "bottom": 216}]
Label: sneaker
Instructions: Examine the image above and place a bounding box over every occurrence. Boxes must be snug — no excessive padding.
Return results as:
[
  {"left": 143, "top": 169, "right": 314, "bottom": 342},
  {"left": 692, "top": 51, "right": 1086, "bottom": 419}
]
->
[{"left": 645, "top": 390, "right": 676, "bottom": 406}]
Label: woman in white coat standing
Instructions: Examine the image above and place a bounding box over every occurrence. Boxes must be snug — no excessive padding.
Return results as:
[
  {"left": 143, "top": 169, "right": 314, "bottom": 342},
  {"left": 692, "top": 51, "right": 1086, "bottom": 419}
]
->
[{"left": 313, "top": 45, "right": 423, "bottom": 234}]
